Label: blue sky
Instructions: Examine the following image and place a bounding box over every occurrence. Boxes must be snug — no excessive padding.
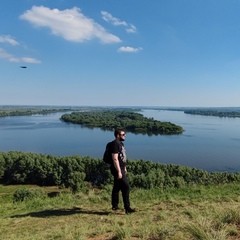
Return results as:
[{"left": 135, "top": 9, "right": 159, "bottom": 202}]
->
[{"left": 1, "top": 0, "right": 240, "bottom": 107}]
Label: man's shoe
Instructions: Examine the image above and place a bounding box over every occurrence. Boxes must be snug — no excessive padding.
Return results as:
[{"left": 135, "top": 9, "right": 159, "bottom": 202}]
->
[
  {"left": 112, "top": 207, "right": 119, "bottom": 211},
  {"left": 125, "top": 208, "right": 136, "bottom": 214}
]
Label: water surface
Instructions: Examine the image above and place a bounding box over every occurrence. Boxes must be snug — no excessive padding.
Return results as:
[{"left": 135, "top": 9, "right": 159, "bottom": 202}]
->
[{"left": 0, "top": 110, "right": 239, "bottom": 172}]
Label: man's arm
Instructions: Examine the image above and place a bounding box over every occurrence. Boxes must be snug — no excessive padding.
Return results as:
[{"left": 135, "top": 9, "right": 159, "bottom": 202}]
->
[{"left": 112, "top": 153, "right": 122, "bottom": 179}]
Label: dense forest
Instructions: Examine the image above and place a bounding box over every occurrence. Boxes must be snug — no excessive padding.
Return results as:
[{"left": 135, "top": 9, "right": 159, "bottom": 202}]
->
[
  {"left": 1, "top": 151, "right": 240, "bottom": 193},
  {"left": 60, "top": 110, "right": 183, "bottom": 135}
]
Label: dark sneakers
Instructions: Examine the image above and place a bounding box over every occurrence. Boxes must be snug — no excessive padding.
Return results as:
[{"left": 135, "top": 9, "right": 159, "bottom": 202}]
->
[
  {"left": 125, "top": 208, "right": 136, "bottom": 214},
  {"left": 112, "top": 207, "right": 136, "bottom": 214},
  {"left": 112, "top": 207, "right": 119, "bottom": 211}
]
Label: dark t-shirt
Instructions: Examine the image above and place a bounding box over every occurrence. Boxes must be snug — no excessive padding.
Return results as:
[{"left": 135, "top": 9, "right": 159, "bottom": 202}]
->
[{"left": 109, "top": 139, "right": 126, "bottom": 173}]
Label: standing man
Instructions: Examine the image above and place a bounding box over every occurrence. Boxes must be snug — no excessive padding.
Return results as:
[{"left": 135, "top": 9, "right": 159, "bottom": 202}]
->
[{"left": 109, "top": 128, "right": 136, "bottom": 214}]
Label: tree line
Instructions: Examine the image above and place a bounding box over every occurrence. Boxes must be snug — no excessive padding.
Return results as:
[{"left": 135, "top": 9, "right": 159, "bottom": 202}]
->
[
  {"left": 0, "top": 107, "right": 142, "bottom": 118},
  {"left": 0, "top": 108, "right": 73, "bottom": 117},
  {"left": 60, "top": 110, "right": 183, "bottom": 135},
  {"left": 1, "top": 151, "right": 240, "bottom": 193},
  {"left": 184, "top": 109, "right": 240, "bottom": 118}
]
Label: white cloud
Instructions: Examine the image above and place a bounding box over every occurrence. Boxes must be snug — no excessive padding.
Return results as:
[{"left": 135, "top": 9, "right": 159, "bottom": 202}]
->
[
  {"left": 117, "top": 46, "right": 143, "bottom": 53},
  {"left": 101, "top": 11, "right": 137, "bottom": 33},
  {"left": 0, "top": 35, "right": 20, "bottom": 46},
  {"left": 20, "top": 6, "right": 121, "bottom": 44},
  {"left": 0, "top": 48, "right": 41, "bottom": 63}
]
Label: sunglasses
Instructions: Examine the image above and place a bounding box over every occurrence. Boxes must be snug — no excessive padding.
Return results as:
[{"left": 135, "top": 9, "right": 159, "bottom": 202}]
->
[{"left": 120, "top": 133, "right": 126, "bottom": 136}]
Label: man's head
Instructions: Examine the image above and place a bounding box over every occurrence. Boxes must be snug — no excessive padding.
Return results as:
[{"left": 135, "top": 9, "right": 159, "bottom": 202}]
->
[{"left": 114, "top": 128, "right": 126, "bottom": 141}]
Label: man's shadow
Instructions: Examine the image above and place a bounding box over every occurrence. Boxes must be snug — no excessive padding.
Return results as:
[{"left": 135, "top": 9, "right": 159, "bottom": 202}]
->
[{"left": 11, "top": 207, "right": 111, "bottom": 218}]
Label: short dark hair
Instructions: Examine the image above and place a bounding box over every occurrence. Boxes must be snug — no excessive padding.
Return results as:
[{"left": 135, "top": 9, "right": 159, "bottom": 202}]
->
[{"left": 114, "top": 128, "right": 125, "bottom": 137}]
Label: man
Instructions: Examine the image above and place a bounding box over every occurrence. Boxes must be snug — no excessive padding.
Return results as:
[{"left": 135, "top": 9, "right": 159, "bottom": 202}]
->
[{"left": 109, "top": 128, "right": 136, "bottom": 214}]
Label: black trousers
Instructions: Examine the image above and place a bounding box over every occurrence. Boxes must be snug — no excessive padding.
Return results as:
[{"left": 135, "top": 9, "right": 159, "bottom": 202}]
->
[{"left": 111, "top": 172, "right": 130, "bottom": 210}]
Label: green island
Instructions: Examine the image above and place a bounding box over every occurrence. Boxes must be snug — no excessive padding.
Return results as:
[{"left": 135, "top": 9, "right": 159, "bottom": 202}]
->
[
  {"left": 60, "top": 110, "right": 184, "bottom": 135},
  {"left": 1, "top": 151, "right": 240, "bottom": 239}
]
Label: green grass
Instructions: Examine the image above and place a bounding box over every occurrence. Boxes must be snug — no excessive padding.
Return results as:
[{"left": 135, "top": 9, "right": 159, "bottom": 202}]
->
[{"left": 1, "top": 183, "right": 240, "bottom": 240}]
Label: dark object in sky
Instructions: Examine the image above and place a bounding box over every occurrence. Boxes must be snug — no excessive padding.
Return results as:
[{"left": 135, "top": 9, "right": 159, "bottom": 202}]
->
[{"left": 20, "top": 66, "right": 27, "bottom": 68}]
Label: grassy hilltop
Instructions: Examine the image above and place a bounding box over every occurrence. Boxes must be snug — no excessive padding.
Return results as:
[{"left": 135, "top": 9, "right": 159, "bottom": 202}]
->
[
  {"left": 1, "top": 183, "right": 240, "bottom": 239},
  {"left": 1, "top": 151, "right": 240, "bottom": 239}
]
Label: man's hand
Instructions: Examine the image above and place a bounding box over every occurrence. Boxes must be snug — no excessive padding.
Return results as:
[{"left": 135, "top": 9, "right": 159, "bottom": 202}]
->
[{"left": 118, "top": 172, "right": 122, "bottom": 179}]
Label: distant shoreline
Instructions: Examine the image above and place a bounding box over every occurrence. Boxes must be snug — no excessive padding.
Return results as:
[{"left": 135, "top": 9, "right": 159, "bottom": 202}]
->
[{"left": 1, "top": 106, "right": 240, "bottom": 118}]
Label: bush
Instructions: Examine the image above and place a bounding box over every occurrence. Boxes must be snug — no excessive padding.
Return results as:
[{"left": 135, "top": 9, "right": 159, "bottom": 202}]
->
[
  {"left": 68, "top": 171, "right": 87, "bottom": 194},
  {"left": 13, "top": 188, "right": 47, "bottom": 202}
]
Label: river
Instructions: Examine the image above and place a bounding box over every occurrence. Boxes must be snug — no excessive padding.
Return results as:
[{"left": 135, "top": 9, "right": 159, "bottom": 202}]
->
[{"left": 0, "top": 109, "right": 240, "bottom": 172}]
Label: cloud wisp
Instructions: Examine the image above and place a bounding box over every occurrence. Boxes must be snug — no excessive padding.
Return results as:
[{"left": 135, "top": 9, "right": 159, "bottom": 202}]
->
[
  {"left": 101, "top": 11, "right": 137, "bottom": 33},
  {"left": 117, "top": 46, "right": 143, "bottom": 53},
  {"left": 101, "top": 11, "right": 141, "bottom": 53},
  {"left": 0, "top": 35, "right": 20, "bottom": 46},
  {"left": 0, "top": 48, "right": 41, "bottom": 63},
  {"left": 20, "top": 6, "right": 121, "bottom": 44},
  {"left": 0, "top": 35, "right": 41, "bottom": 63}
]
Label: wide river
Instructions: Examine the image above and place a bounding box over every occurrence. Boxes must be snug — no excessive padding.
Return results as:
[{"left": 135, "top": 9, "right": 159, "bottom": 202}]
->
[{"left": 0, "top": 109, "right": 240, "bottom": 172}]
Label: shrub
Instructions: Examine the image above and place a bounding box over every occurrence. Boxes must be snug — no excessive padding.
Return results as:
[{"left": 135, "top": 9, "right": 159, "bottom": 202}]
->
[
  {"left": 68, "top": 171, "right": 87, "bottom": 194},
  {"left": 13, "top": 188, "right": 47, "bottom": 202}
]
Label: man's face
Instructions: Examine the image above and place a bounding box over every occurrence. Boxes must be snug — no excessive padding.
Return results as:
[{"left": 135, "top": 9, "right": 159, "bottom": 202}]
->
[{"left": 119, "top": 132, "right": 126, "bottom": 141}]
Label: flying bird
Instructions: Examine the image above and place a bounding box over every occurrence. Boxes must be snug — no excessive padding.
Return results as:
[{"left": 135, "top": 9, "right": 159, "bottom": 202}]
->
[{"left": 20, "top": 66, "right": 27, "bottom": 68}]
